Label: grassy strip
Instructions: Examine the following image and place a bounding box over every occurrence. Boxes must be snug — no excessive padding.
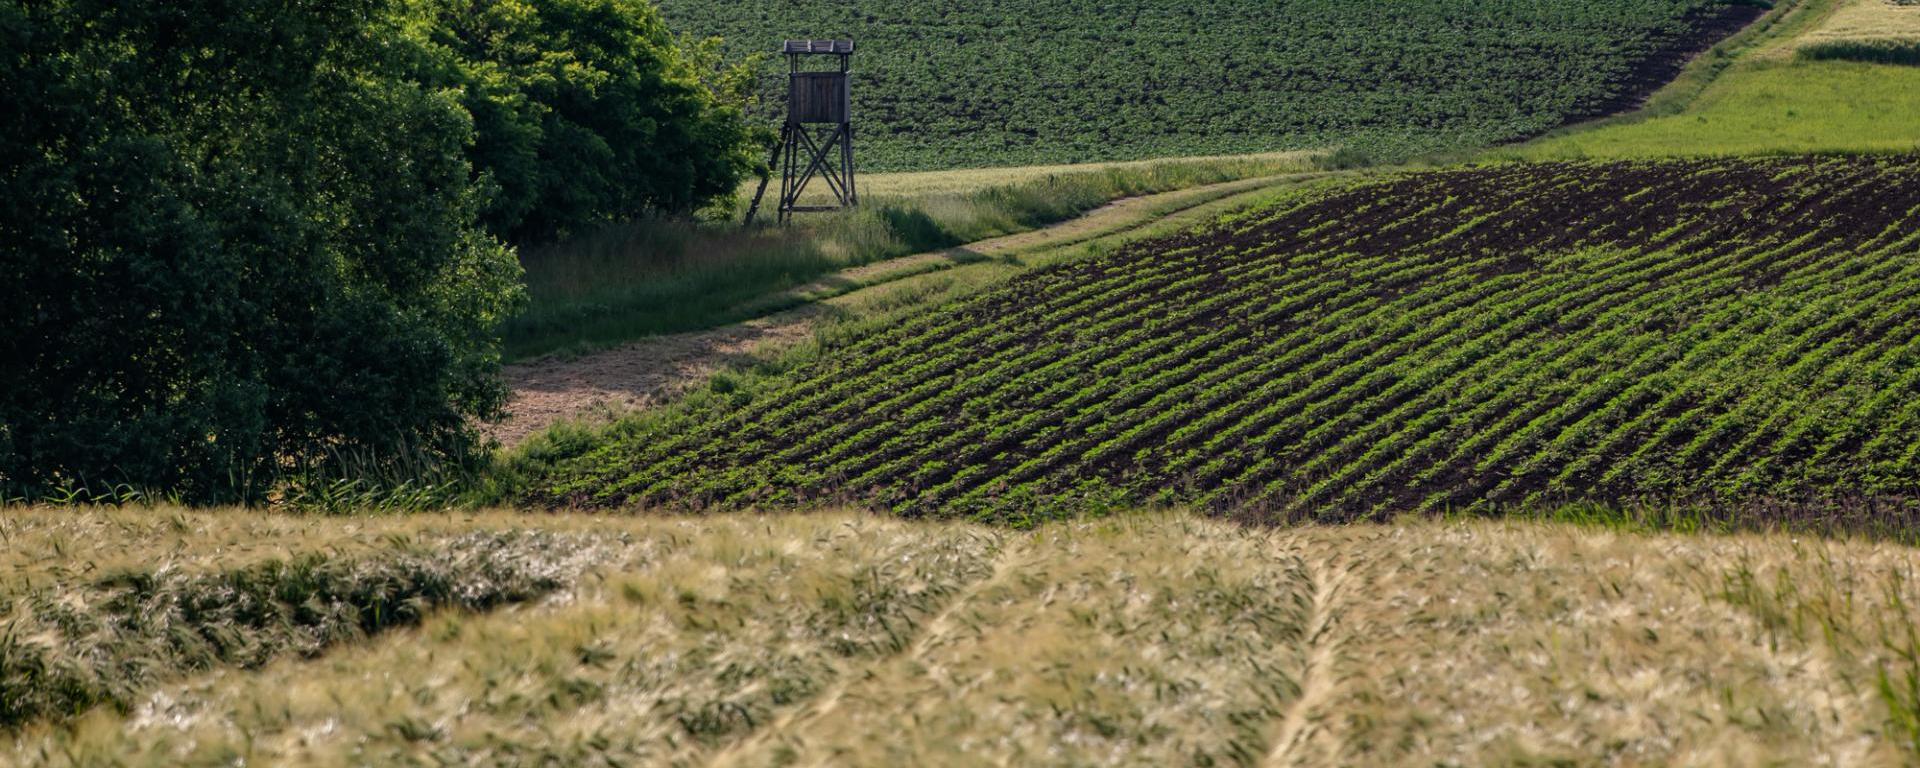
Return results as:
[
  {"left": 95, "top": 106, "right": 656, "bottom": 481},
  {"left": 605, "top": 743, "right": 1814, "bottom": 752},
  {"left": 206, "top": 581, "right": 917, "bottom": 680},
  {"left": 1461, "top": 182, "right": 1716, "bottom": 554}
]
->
[
  {"left": 1508, "top": 0, "right": 1920, "bottom": 159},
  {"left": 504, "top": 153, "right": 1315, "bottom": 361},
  {"left": 1508, "top": 59, "right": 1920, "bottom": 159},
  {"left": 0, "top": 530, "right": 615, "bottom": 730},
  {"left": 1422, "top": 497, "right": 1920, "bottom": 546}
]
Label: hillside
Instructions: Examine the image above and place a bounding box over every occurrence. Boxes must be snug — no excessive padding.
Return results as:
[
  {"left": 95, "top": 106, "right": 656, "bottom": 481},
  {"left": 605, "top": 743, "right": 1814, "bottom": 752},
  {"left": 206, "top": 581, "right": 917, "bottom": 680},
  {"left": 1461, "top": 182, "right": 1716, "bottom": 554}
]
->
[
  {"left": 659, "top": 0, "right": 1764, "bottom": 170},
  {"left": 13, "top": 0, "right": 1920, "bottom": 764},
  {"left": 520, "top": 155, "right": 1920, "bottom": 522},
  {"left": 1517, "top": 0, "right": 1920, "bottom": 158},
  {"left": 5, "top": 509, "right": 1918, "bottom": 766}
]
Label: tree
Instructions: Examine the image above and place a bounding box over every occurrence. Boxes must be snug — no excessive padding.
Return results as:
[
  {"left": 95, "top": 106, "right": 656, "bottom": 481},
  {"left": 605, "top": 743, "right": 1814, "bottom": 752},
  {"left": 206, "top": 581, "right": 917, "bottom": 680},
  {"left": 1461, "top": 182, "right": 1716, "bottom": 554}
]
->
[
  {"left": 0, "top": 0, "right": 522, "bottom": 502},
  {"left": 415, "top": 0, "right": 763, "bottom": 244}
]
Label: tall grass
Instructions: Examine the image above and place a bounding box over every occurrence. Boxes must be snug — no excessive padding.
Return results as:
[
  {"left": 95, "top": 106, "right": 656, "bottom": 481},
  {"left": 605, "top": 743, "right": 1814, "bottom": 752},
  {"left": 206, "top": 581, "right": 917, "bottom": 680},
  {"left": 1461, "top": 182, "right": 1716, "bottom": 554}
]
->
[
  {"left": 504, "top": 153, "right": 1312, "bottom": 361},
  {"left": 0, "top": 529, "right": 617, "bottom": 730},
  {"left": 1713, "top": 551, "right": 1920, "bottom": 758}
]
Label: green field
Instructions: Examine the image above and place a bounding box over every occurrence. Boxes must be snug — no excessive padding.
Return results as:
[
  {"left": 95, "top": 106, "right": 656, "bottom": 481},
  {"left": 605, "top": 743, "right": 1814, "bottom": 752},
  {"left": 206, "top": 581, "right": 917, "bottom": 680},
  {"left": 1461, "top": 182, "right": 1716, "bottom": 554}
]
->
[
  {"left": 660, "top": 0, "right": 1760, "bottom": 170},
  {"left": 1515, "top": 0, "right": 1920, "bottom": 159},
  {"left": 1516, "top": 59, "right": 1920, "bottom": 159},
  {"left": 517, "top": 156, "right": 1920, "bottom": 523}
]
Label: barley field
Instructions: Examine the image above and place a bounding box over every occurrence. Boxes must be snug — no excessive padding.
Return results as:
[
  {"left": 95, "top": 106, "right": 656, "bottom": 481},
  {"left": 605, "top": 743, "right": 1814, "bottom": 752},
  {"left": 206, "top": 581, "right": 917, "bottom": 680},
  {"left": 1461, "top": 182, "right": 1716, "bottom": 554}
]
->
[{"left": 3, "top": 508, "right": 1918, "bottom": 766}]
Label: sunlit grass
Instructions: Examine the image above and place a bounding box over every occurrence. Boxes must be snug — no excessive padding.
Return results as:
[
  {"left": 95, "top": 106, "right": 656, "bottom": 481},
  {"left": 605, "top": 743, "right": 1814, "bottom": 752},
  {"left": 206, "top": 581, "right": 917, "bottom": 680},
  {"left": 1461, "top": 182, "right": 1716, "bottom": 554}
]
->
[
  {"left": 1507, "top": 0, "right": 1920, "bottom": 160},
  {"left": 5, "top": 507, "right": 1919, "bottom": 765},
  {"left": 1798, "top": 0, "right": 1920, "bottom": 54},
  {"left": 782, "top": 151, "right": 1316, "bottom": 204},
  {"left": 1508, "top": 59, "right": 1920, "bottom": 159}
]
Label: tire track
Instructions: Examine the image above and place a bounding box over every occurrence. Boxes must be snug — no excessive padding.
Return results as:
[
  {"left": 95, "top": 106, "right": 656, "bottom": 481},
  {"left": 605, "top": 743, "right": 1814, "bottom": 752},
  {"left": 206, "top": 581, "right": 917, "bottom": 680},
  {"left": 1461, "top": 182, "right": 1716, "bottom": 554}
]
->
[
  {"left": 701, "top": 532, "right": 1028, "bottom": 768},
  {"left": 1264, "top": 549, "right": 1353, "bottom": 768}
]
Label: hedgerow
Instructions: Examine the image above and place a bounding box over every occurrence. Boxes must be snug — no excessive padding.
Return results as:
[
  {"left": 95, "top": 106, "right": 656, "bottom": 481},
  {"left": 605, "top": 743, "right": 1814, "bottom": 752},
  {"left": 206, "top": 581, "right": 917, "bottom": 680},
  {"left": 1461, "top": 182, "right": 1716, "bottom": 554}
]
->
[{"left": 413, "top": 0, "right": 763, "bottom": 243}]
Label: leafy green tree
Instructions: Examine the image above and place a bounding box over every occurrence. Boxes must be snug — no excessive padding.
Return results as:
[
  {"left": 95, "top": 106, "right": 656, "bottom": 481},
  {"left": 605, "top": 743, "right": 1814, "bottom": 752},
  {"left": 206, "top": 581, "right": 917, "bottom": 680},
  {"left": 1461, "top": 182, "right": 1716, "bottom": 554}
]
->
[
  {"left": 0, "top": 0, "right": 523, "bottom": 502},
  {"left": 415, "top": 0, "right": 763, "bottom": 243}
]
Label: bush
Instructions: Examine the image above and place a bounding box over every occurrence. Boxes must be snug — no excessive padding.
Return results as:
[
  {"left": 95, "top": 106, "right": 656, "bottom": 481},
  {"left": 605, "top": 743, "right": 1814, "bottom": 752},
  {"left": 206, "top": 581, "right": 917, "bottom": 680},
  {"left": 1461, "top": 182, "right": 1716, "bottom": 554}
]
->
[
  {"left": 1799, "top": 39, "right": 1920, "bottom": 67},
  {"left": 0, "top": 0, "right": 523, "bottom": 502},
  {"left": 415, "top": 0, "right": 763, "bottom": 244}
]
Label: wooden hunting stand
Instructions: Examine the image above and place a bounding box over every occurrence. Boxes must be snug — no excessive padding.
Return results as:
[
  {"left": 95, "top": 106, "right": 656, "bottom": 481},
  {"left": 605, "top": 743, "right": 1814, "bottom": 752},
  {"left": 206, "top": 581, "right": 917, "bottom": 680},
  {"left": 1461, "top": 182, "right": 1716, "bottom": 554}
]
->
[{"left": 746, "top": 40, "right": 857, "bottom": 225}]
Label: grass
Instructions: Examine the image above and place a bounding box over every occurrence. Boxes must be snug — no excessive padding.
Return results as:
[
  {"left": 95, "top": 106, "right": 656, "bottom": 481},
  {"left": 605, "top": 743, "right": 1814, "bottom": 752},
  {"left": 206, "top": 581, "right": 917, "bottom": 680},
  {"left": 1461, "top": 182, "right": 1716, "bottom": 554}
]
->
[
  {"left": 785, "top": 151, "right": 1314, "bottom": 204},
  {"left": 6, "top": 506, "right": 1920, "bottom": 765},
  {"left": 504, "top": 152, "right": 1315, "bottom": 361},
  {"left": 1510, "top": 0, "right": 1920, "bottom": 160},
  {"left": 1511, "top": 60, "right": 1920, "bottom": 159}
]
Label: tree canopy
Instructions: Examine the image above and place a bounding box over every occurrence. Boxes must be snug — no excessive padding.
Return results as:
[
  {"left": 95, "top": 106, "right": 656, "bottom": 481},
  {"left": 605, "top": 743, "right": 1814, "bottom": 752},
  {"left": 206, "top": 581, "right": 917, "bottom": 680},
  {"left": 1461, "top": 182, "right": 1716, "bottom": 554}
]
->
[{"left": 0, "top": 0, "right": 757, "bottom": 501}]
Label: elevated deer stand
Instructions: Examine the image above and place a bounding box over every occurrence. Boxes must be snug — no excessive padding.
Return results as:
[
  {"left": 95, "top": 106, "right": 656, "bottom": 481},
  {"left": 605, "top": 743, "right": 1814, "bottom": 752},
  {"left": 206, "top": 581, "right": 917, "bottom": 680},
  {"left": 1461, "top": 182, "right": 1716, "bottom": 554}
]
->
[{"left": 746, "top": 40, "right": 858, "bottom": 225}]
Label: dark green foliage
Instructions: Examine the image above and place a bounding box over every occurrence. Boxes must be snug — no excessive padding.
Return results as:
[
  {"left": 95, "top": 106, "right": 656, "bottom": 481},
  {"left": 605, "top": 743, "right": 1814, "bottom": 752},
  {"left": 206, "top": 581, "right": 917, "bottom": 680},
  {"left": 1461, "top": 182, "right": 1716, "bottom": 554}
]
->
[
  {"left": 520, "top": 156, "right": 1920, "bottom": 523},
  {"left": 1799, "top": 39, "right": 1920, "bottom": 67},
  {"left": 0, "top": 0, "right": 523, "bottom": 503},
  {"left": 0, "top": 531, "right": 606, "bottom": 729},
  {"left": 658, "top": 0, "right": 1762, "bottom": 170},
  {"left": 414, "top": 0, "right": 763, "bottom": 243}
]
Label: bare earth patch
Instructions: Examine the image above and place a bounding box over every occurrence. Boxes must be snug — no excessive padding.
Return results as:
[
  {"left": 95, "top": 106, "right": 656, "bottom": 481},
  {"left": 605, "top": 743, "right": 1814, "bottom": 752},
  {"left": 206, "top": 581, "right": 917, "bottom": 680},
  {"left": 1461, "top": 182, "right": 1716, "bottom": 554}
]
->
[{"left": 488, "top": 311, "right": 819, "bottom": 446}]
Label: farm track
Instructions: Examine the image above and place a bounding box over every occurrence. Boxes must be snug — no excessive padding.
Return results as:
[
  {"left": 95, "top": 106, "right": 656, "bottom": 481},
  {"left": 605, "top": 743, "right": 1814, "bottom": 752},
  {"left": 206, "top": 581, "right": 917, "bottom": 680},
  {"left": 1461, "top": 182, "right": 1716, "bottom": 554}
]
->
[
  {"left": 534, "top": 156, "right": 1920, "bottom": 522},
  {"left": 488, "top": 175, "right": 1300, "bottom": 446}
]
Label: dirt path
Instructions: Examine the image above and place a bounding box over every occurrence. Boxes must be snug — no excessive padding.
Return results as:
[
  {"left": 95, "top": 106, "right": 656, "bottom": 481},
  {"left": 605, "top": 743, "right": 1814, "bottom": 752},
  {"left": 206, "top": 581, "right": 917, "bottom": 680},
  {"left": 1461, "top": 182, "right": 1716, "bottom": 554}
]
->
[
  {"left": 486, "top": 175, "right": 1301, "bottom": 446},
  {"left": 488, "top": 311, "right": 819, "bottom": 446}
]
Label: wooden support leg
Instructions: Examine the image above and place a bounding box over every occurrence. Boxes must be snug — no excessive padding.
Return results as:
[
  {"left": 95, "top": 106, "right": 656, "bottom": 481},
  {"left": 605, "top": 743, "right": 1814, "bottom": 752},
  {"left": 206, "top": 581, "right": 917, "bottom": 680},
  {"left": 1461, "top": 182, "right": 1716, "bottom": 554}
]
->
[{"left": 743, "top": 134, "right": 786, "bottom": 226}]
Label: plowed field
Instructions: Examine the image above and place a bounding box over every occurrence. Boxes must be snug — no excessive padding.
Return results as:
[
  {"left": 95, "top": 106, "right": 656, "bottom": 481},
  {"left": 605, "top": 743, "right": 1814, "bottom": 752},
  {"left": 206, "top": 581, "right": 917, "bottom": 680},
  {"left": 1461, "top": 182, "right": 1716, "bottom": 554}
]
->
[{"left": 532, "top": 156, "right": 1920, "bottom": 522}]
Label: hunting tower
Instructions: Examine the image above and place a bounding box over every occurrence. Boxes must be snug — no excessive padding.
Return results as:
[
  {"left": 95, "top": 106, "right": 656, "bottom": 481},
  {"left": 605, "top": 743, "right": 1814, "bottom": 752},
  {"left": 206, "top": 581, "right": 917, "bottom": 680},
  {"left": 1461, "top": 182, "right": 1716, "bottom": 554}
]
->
[{"left": 746, "top": 40, "right": 858, "bottom": 225}]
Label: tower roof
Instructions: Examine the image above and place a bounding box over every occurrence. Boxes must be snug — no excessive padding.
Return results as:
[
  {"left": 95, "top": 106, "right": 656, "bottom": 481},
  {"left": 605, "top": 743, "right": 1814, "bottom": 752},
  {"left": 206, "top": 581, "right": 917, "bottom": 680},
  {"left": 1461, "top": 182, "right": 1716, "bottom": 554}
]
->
[{"left": 784, "top": 40, "right": 854, "bottom": 55}]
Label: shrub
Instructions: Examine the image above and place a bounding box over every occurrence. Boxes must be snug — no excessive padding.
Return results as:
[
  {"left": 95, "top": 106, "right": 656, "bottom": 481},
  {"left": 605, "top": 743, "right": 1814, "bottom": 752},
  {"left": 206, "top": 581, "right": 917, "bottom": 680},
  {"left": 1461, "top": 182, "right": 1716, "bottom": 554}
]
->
[
  {"left": 1799, "top": 39, "right": 1920, "bottom": 67},
  {"left": 414, "top": 0, "right": 764, "bottom": 244},
  {"left": 0, "top": 0, "right": 523, "bottom": 502}
]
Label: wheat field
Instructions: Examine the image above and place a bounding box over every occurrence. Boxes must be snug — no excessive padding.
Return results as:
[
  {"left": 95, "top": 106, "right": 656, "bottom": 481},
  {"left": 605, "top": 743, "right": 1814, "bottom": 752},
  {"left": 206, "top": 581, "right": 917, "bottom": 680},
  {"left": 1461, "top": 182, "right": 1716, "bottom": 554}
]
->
[
  {"left": 1801, "top": 0, "right": 1920, "bottom": 48},
  {"left": 4, "top": 508, "right": 1917, "bottom": 766}
]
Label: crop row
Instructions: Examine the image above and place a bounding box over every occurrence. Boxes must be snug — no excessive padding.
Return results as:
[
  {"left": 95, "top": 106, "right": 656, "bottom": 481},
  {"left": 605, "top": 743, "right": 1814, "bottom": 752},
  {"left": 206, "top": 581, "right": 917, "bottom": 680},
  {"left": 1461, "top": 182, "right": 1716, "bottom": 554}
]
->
[
  {"left": 535, "top": 156, "right": 1920, "bottom": 522},
  {"left": 659, "top": 0, "right": 1762, "bottom": 170}
]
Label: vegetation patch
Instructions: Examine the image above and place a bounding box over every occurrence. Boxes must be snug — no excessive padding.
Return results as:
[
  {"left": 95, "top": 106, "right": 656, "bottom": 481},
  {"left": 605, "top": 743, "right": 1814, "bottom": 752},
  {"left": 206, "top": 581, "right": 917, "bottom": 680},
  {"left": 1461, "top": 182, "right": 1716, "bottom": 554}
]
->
[
  {"left": 8, "top": 512, "right": 1917, "bottom": 765},
  {"left": 519, "top": 156, "right": 1920, "bottom": 523},
  {"left": 0, "top": 530, "right": 617, "bottom": 730},
  {"left": 1797, "top": 0, "right": 1920, "bottom": 65},
  {"left": 506, "top": 153, "right": 1312, "bottom": 359},
  {"left": 1800, "top": 38, "right": 1920, "bottom": 64},
  {"left": 662, "top": 0, "right": 1765, "bottom": 170}
]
